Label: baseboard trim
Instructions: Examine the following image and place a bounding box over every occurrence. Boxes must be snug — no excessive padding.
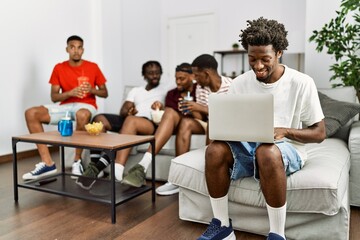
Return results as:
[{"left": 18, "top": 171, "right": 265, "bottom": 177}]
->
[{"left": 0, "top": 147, "right": 59, "bottom": 164}]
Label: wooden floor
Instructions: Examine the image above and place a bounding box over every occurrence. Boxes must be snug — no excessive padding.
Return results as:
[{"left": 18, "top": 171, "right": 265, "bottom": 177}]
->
[{"left": 1, "top": 154, "right": 360, "bottom": 240}]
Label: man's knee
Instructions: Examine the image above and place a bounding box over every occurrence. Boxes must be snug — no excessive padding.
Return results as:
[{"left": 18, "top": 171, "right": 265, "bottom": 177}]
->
[
  {"left": 93, "top": 114, "right": 104, "bottom": 122},
  {"left": 25, "top": 106, "right": 46, "bottom": 121},
  {"left": 178, "top": 118, "right": 194, "bottom": 133},
  {"left": 205, "top": 141, "right": 231, "bottom": 168},
  {"left": 256, "top": 144, "right": 282, "bottom": 168},
  {"left": 25, "top": 107, "right": 36, "bottom": 120},
  {"left": 76, "top": 109, "right": 92, "bottom": 122}
]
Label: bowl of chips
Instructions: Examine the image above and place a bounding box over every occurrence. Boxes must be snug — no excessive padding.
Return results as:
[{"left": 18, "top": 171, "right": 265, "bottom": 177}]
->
[{"left": 85, "top": 121, "right": 104, "bottom": 136}]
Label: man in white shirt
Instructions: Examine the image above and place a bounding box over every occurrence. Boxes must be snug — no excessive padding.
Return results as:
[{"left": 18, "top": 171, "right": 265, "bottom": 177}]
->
[
  {"left": 197, "top": 17, "right": 326, "bottom": 240},
  {"left": 76, "top": 60, "right": 166, "bottom": 189}
]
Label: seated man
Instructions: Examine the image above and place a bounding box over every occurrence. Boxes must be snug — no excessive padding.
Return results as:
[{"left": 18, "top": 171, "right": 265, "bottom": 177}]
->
[
  {"left": 197, "top": 18, "right": 326, "bottom": 240},
  {"left": 120, "top": 63, "right": 200, "bottom": 189},
  {"left": 76, "top": 60, "right": 166, "bottom": 189},
  {"left": 155, "top": 54, "right": 233, "bottom": 195},
  {"left": 23, "top": 35, "right": 108, "bottom": 180}
]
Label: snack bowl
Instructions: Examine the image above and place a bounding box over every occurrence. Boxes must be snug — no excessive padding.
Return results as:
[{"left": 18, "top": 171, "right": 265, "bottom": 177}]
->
[
  {"left": 151, "top": 109, "right": 165, "bottom": 125},
  {"left": 85, "top": 121, "right": 104, "bottom": 136}
]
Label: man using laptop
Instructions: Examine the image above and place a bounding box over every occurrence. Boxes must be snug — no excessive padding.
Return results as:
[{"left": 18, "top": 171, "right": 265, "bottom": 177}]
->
[{"left": 198, "top": 17, "right": 326, "bottom": 240}]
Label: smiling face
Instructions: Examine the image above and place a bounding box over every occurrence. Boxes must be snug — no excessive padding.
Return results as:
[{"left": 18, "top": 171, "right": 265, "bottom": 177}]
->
[
  {"left": 66, "top": 40, "right": 84, "bottom": 65},
  {"left": 143, "top": 64, "right": 162, "bottom": 89},
  {"left": 248, "top": 45, "right": 283, "bottom": 84}
]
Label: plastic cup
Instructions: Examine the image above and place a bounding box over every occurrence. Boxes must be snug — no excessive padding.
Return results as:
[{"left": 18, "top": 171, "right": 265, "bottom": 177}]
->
[{"left": 78, "top": 76, "right": 89, "bottom": 97}]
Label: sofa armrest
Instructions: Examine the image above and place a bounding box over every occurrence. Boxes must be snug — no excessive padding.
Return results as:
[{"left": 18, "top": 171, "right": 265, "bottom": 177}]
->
[
  {"left": 349, "top": 121, "right": 360, "bottom": 154},
  {"left": 349, "top": 121, "right": 360, "bottom": 206}
]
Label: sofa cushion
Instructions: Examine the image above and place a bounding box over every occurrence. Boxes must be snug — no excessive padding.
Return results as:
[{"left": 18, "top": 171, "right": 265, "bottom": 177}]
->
[
  {"left": 318, "top": 91, "right": 360, "bottom": 137},
  {"left": 169, "top": 138, "right": 350, "bottom": 215}
]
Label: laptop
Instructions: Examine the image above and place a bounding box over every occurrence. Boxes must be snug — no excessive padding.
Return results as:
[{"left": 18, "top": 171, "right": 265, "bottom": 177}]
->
[{"left": 208, "top": 93, "right": 275, "bottom": 143}]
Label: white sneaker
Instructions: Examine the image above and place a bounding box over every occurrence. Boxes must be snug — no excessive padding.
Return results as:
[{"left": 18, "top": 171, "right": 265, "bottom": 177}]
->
[
  {"left": 71, "top": 159, "right": 83, "bottom": 179},
  {"left": 156, "top": 182, "right": 179, "bottom": 196},
  {"left": 97, "top": 170, "right": 104, "bottom": 178}
]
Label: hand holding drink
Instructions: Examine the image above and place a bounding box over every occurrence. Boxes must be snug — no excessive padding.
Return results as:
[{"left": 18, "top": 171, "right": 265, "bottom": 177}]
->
[
  {"left": 78, "top": 76, "right": 90, "bottom": 98},
  {"left": 179, "top": 91, "right": 193, "bottom": 115}
]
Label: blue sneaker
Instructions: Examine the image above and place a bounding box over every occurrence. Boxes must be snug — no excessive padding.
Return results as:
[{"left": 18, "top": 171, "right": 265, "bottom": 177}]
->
[
  {"left": 22, "top": 162, "right": 57, "bottom": 180},
  {"left": 197, "top": 218, "right": 236, "bottom": 240},
  {"left": 267, "top": 232, "right": 285, "bottom": 240}
]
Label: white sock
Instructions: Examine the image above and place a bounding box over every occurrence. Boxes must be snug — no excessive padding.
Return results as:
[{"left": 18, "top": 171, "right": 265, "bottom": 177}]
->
[
  {"left": 210, "top": 194, "right": 230, "bottom": 227},
  {"left": 114, "top": 163, "right": 124, "bottom": 181},
  {"left": 138, "top": 152, "right": 152, "bottom": 172},
  {"left": 266, "top": 203, "right": 286, "bottom": 238}
]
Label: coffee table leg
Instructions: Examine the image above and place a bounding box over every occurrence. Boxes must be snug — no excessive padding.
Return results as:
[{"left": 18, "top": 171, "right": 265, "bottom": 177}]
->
[
  {"left": 60, "top": 146, "right": 65, "bottom": 173},
  {"left": 151, "top": 139, "right": 156, "bottom": 202},
  {"left": 12, "top": 139, "right": 19, "bottom": 201},
  {"left": 107, "top": 150, "right": 116, "bottom": 224}
]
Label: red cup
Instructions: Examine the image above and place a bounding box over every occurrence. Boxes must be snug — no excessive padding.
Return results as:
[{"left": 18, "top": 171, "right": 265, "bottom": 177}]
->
[{"left": 78, "top": 76, "right": 89, "bottom": 97}]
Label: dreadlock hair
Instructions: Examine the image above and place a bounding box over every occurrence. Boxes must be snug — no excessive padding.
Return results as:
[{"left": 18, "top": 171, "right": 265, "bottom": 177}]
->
[
  {"left": 142, "top": 60, "right": 163, "bottom": 76},
  {"left": 240, "top": 17, "right": 288, "bottom": 52},
  {"left": 67, "top": 35, "right": 83, "bottom": 44},
  {"left": 191, "top": 54, "right": 218, "bottom": 71}
]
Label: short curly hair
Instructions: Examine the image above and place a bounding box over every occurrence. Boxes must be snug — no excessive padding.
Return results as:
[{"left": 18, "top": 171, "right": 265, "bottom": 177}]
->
[
  {"left": 191, "top": 54, "right": 218, "bottom": 71},
  {"left": 240, "top": 17, "right": 288, "bottom": 52}
]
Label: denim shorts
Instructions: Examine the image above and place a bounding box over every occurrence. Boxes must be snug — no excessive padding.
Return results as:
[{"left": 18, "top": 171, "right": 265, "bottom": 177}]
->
[
  {"left": 44, "top": 103, "right": 97, "bottom": 125},
  {"left": 226, "top": 141, "right": 302, "bottom": 181}
]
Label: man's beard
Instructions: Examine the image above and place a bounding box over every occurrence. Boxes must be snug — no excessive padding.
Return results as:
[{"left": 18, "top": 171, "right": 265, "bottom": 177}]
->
[{"left": 178, "top": 86, "right": 185, "bottom": 92}]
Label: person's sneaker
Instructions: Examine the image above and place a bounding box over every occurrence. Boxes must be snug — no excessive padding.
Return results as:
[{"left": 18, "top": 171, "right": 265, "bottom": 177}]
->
[
  {"left": 197, "top": 218, "right": 236, "bottom": 240},
  {"left": 97, "top": 169, "right": 105, "bottom": 178},
  {"left": 267, "top": 232, "right": 285, "bottom": 240},
  {"left": 121, "top": 164, "right": 146, "bottom": 187},
  {"left": 22, "top": 162, "right": 57, "bottom": 180},
  {"left": 114, "top": 163, "right": 123, "bottom": 181},
  {"left": 71, "top": 159, "right": 84, "bottom": 179},
  {"left": 75, "top": 162, "right": 100, "bottom": 190},
  {"left": 156, "top": 182, "right": 179, "bottom": 196}
]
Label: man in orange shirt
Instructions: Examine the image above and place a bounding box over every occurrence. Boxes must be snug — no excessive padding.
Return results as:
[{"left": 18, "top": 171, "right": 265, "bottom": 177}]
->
[{"left": 23, "top": 35, "right": 108, "bottom": 180}]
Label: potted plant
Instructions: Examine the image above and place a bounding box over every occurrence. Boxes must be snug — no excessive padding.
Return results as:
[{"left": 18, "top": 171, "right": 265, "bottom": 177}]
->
[
  {"left": 232, "top": 43, "right": 239, "bottom": 51},
  {"left": 309, "top": 0, "right": 360, "bottom": 99}
]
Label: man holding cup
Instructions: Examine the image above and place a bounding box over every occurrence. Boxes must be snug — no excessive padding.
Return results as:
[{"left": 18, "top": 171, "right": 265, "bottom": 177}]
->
[
  {"left": 23, "top": 35, "right": 108, "bottom": 180},
  {"left": 155, "top": 54, "right": 233, "bottom": 195}
]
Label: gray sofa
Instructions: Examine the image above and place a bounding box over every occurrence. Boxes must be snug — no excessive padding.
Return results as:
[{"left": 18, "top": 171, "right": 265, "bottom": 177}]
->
[
  {"left": 64, "top": 85, "right": 207, "bottom": 180},
  {"left": 126, "top": 134, "right": 206, "bottom": 181},
  {"left": 168, "top": 86, "right": 360, "bottom": 240}
]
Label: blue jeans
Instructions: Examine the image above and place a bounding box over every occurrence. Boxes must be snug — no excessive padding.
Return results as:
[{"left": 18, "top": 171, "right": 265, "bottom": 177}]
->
[{"left": 226, "top": 141, "right": 302, "bottom": 181}]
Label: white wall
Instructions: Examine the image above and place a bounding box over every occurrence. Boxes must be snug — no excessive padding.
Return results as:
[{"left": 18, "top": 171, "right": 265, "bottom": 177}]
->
[
  {"left": 305, "top": 0, "right": 341, "bottom": 88},
  {"left": 0, "top": 0, "right": 341, "bottom": 156},
  {"left": 0, "top": 0, "right": 121, "bottom": 155},
  {"left": 160, "top": 0, "right": 306, "bottom": 80}
]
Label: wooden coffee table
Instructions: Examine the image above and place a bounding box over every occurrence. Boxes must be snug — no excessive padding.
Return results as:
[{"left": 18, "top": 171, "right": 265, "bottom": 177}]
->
[{"left": 12, "top": 131, "right": 155, "bottom": 223}]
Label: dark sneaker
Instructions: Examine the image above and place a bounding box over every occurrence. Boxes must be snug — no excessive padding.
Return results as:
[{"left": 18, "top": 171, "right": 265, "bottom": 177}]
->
[
  {"left": 197, "top": 218, "right": 236, "bottom": 240},
  {"left": 75, "top": 162, "right": 100, "bottom": 190},
  {"left": 121, "top": 164, "right": 146, "bottom": 187},
  {"left": 267, "top": 232, "right": 285, "bottom": 240},
  {"left": 22, "top": 162, "right": 57, "bottom": 180}
]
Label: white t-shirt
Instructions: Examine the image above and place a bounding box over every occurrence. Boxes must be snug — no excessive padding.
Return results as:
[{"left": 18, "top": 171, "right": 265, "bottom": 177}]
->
[
  {"left": 126, "top": 85, "right": 166, "bottom": 119},
  {"left": 230, "top": 65, "right": 324, "bottom": 162}
]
